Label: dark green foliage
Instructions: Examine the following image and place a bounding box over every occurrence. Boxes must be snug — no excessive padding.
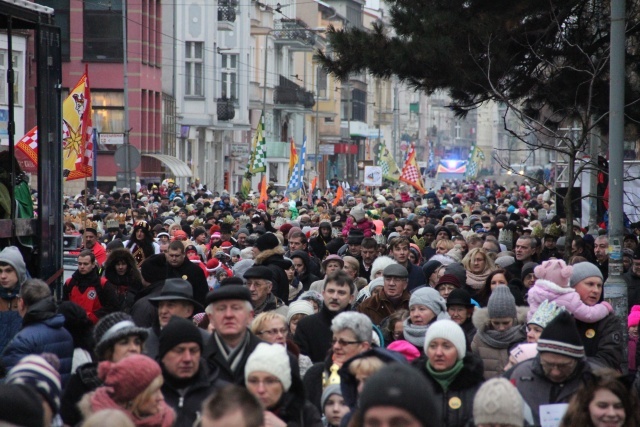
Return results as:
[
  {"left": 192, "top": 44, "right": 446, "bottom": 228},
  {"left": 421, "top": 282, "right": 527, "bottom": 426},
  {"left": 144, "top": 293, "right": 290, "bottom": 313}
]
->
[{"left": 316, "top": 0, "right": 640, "bottom": 126}]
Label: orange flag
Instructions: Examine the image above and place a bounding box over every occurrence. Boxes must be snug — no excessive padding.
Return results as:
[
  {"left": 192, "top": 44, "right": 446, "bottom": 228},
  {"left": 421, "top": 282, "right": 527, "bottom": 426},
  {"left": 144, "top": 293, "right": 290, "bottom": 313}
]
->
[
  {"left": 332, "top": 186, "right": 343, "bottom": 207},
  {"left": 259, "top": 175, "right": 268, "bottom": 204}
]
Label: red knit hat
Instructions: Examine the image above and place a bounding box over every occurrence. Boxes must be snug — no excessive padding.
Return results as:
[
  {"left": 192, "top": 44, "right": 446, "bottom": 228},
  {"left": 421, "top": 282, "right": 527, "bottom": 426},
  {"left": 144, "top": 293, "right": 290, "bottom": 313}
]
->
[
  {"left": 98, "top": 355, "right": 161, "bottom": 402},
  {"left": 436, "top": 274, "right": 461, "bottom": 289}
]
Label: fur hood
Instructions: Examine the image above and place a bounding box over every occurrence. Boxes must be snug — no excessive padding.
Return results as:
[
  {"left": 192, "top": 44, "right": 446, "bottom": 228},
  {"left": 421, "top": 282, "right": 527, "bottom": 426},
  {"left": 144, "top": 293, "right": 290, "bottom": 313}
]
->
[
  {"left": 254, "top": 246, "right": 285, "bottom": 264},
  {"left": 532, "top": 278, "right": 574, "bottom": 295},
  {"left": 472, "top": 305, "right": 529, "bottom": 330}
]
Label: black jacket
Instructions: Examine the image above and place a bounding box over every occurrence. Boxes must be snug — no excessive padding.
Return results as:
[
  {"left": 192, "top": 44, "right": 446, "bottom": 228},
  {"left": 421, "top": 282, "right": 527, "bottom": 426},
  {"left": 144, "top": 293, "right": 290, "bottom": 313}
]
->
[
  {"left": 413, "top": 353, "right": 485, "bottom": 427},
  {"left": 623, "top": 270, "right": 640, "bottom": 310},
  {"left": 161, "top": 360, "right": 227, "bottom": 427},
  {"left": 60, "top": 362, "right": 101, "bottom": 426},
  {"left": 290, "top": 250, "right": 321, "bottom": 291},
  {"left": 575, "top": 312, "right": 624, "bottom": 369},
  {"left": 272, "top": 373, "right": 322, "bottom": 427},
  {"left": 294, "top": 305, "right": 348, "bottom": 363},
  {"left": 254, "top": 247, "right": 292, "bottom": 304},
  {"left": 129, "top": 281, "right": 164, "bottom": 327},
  {"left": 204, "top": 330, "right": 263, "bottom": 384},
  {"left": 140, "top": 253, "right": 208, "bottom": 305}
]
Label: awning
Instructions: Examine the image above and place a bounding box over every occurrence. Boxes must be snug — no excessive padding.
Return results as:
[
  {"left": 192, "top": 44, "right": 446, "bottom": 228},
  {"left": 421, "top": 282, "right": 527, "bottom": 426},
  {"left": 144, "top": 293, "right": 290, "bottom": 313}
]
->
[{"left": 142, "top": 154, "right": 192, "bottom": 177}]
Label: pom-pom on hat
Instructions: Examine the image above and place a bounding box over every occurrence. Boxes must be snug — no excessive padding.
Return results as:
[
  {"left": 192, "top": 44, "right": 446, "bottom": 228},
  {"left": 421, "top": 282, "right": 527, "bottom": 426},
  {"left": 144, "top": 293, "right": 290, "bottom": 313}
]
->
[
  {"left": 534, "top": 259, "right": 573, "bottom": 288},
  {"left": 98, "top": 354, "right": 161, "bottom": 402},
  {"left": 629, "top": 305, "right": 640, "bottom": 328},
  {"left": 537, "top": 311, "right": 585, "bottom": 359},
  {"left": 245, "top": 343, "right": 292, "bottom": 391},
  {"left": 5, "top": 355, "right": 62, "bottom": 414}
]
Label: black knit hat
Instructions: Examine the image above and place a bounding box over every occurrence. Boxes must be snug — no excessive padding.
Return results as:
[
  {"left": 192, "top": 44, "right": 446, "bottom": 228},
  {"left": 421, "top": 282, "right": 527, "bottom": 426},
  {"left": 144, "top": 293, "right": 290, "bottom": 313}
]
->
[
  {"left": 255, "top": 233, "right": 280, "bottom": 251},
  {"left": 0, "top": 384, "right": 44, "bottom": 427},
  {"left": 93, "top": 312, "right": 149, "bottom": 360},
  {"left": 359, "top": 363, "right": 440, "bottom": 427},
  {"left": 537, "top": 311, "right": 585, "bottom": 359},
  {"left": 159, "top": 316, "right": 203, "bottom": 360}
]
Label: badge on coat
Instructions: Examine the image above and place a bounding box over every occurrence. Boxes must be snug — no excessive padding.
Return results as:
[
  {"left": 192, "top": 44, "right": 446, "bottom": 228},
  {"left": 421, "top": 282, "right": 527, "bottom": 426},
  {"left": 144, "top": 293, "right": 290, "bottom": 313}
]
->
[
  {"left": 182, "top": 275, "right": 188, "bottom": 280},
  {"left": 87, "top": 290, "right": 97, "bottom": 300},
  {"left": 585, "top": 329, "right": 596, "bottom": 339},
  {"left": 449, "top": 397, "right": 462, "bottom": 410}
]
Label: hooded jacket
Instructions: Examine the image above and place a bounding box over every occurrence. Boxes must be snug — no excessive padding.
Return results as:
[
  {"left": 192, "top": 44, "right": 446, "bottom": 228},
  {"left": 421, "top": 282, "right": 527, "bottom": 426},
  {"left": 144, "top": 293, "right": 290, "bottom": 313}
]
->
[
  {"left": 290, "top": 250, "right": 321, "bottom": 291},
  {"left": 1, "top": 297, "right": 74, "bottom": 385},
  {"left": 413, "top": 353, "right": 485, "bottom": 427},
  {"left": 0, "top": 246, "right": 27, "bottom": 353},
  {"left": 64, "top": 268, "right": 120, "bottom": 324},
  {"left": 103, "top": 248, "right": 143, "bottom": 313},
  {"left": 254, "top": 246, "right": 291, "bottom": 304}
]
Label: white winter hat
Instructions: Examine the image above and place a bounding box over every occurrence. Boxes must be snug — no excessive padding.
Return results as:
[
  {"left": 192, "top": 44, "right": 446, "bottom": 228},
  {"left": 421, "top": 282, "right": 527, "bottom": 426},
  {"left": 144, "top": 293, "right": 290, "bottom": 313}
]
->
[
  {"left": 245, "top": 343, "right": 292, "bottom": 391},
  {"left": 423, "top": 319, "right": 467, "bottom": 361}
]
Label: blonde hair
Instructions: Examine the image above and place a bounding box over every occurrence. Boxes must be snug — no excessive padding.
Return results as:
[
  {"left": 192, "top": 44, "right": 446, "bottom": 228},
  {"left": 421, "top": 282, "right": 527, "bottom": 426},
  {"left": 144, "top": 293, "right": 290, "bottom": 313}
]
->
[
  {"left": 461, "top": 248, "right": 496, "bottom": 272},
  {"left": 348, "top": 356, "right": 385, "bottom": 377},
  {"left": 435, "top": 239, "right": 454, "bottom": 252},
  {"left": 251, "top": 312, "right": 287, "bottom": 335},
  {"left": 81, "top": 409, "right": 135, "bottom": 427},
  {"left": 129, "top": 376, "right": 164, "bottom": 418}
]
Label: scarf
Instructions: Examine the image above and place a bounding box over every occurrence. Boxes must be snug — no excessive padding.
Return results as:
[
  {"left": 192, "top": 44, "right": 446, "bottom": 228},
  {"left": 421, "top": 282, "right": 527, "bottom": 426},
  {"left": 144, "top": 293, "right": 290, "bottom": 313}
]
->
[
  {"left": 426, "top": 359, "right": 464, "bottom": 392},
  {"left": 477, "top": 324, "right": 526, "bottom": 349},
  {"left": 0, "top": 284, "right": 19, "bottom": 301},
  {"left": 89, "top": 388, "right": 175, "bottom": 427},
  {"left": 402, "top": 318, "right": 430, "bottom": 348},
  {"left": 214, "top": 330, "right": 250, "bottom": 374},
  {"left": 466, "top": 269, "right": 492, "bottom": 290}
]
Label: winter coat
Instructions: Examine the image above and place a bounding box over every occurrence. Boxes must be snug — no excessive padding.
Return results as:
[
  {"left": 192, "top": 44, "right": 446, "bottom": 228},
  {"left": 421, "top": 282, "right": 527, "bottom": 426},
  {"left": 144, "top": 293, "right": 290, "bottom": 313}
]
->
[
  {"left": 294, "top": 305, "right": 349, "bottom": 363},
  {"left": 413, "top": 354, "right": 485, "bottom": 427},
  {"left": 129, "top": 281, "right": 163, "bottom": 328},
  {"left": 507, "top": 356, "right": 590, "bottom": 426},
  {"left": 290, "top": 251, "right": 321, "bottom": 291},
  {"left": 103, "top": 248, "right": 144, "bottom": 313},
  {"left": 527, "top": 279, "right": 611, "bottom": 323},
  {"left": 0, "top": 297, "right": 22, "bottom": 355},
  {"left": 271, "top": 373, "right": 323, "bottom": 427},
  {"left": 140, "top": 253, "right": 209, "bottom": 306},
  {"left": 161, "top": 360, "right": 227, "bottom": 427},
  {"left": 357, "top": 289, "right": 411, "bottom": 326},
  {"left": 405, "top": 262, "right": 427, "bottom": 292},
  {"left": 575, "top": 312, "right": 624, "bottom": 369},
  {"left": 204, "top": 331, "right": 263, "bottom": 384},
  {"left": 1, "top": 297, "right": 74, "bottom": 385},
  {"left": 623, "top": 270, "right": 640, "bottom": 310},
  {"left": 303, "top": 356, "right": 332, "bottom": 412},
  {"left": 470, "top": 306, "right": 528, "bottom": 379},
  {"left": 60, "top": 362, "right": 101, "bottom": 426},
  {"left": 254, "top": 247, "right": 293, "bottom": 304},
  {"left": 341, "top": 216, "right": 375, "bottom": 239},
  {"left": 64, "top": 268, "right": 120, "bottom": 323},
  {"left": 254, "top": 293, "right": 289, "bottom": 317}
]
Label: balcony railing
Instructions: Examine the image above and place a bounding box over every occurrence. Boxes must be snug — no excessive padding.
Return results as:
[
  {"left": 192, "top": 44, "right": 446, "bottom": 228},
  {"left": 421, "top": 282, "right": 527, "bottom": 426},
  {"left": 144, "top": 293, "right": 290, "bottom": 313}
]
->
[
  {"left": 218, "top": 0, "right": 237, "bottom": 23},
  {"left": 274, "top": 75, "right": 315, "bottom": 109},
  {"left": 217, "top": 98, "right": 236, "bottom": 121},
  {"left": 273, "top": 19, "right": 317, "bottom": 48}
]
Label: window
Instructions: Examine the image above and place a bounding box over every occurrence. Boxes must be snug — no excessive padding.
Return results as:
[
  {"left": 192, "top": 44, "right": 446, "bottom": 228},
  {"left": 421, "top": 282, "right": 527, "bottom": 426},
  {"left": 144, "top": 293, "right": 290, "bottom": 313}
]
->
[
  {"left": 352, "top": 89, "right": 366, "bottom": 122},
  {"left": 185, "top": 42, "right": 204, "bottom": 96},
  {"left": 92, "top": 91, "right": 125, "bottom": 151},
  {"left": 0, "top": 51, "right": 21, "bottom": 105},
  {"left": 40, "top": 0, "right": 70, "bottom": 60},
  {"left": 316, "top": 66, "right": 327, "bottom": 98},
  {"left": 220, "top": 53, "right": 238, "bottom": 100},
  {"left": 83, "top": 0, "right": 123, "bottom": 61}
]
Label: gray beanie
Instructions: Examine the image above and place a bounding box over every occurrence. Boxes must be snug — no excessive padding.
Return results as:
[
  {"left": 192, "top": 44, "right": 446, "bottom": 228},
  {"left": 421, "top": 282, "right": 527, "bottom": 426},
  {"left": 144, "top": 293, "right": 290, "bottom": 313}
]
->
[
  {"left": 321, "top": 384, "right": 342, "bottom": 409},
  {"left": 0, "top": 246, "right": 27, "bottom": 286},
  {"left": 473, "top": 378, "right": 524, "bottom": 427},
  {"left": 409, "top": 287, "right": 447, "bottom": 317},
  {"left": 368, "top": 277, "right": 384, "bottom": 293},
  {"left": 424, "top": 319, "right": 467, "bottom": 360},
  {"left": 494, "top": 255, "right": 515, "bottom": 269},
  {"left": 569, "top": 262, "right": 603, "bottom": 288},
  {"left": 488, "top": 285, "right": 517, "bottom": 319}
]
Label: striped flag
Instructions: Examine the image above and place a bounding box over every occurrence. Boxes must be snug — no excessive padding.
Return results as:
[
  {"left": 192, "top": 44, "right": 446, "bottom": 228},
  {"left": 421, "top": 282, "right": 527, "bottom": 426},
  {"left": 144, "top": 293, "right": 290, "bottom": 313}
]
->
[
  {"left": 400, "top": 143, "right": 426, "bottom": 193},
  {"left": 16, "top": 127, "right": 38, "bottom": 165}
]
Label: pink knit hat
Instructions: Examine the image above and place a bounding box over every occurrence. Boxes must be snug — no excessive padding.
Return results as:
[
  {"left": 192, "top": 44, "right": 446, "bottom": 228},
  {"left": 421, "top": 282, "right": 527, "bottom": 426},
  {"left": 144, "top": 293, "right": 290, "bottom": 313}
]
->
[
  {"left": 98, "top": 354, "right": 161, "bottom": 402},
  {"left": 387, "top": 340, "right": 421, "bottom": 362},
  {"left": 629, "top": 305, "right": 640, "bottom": 327},
  {"left": 534, "top": 259, "right": 573, "bottom": 288}
]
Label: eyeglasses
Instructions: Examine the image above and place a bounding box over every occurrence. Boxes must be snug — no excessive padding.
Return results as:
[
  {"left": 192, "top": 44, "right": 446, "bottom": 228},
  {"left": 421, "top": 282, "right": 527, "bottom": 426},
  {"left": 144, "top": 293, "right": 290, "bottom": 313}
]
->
[
  {"left": 332, "top": 338, "right": 362, "bottom": 347},
  {"left": 257, "top": 328, "right": 288, "bottom": 337},
  {"left": 540, "top": 359, "right": 577, "bottom": 371},
  {"left": 246, "top": 377, "right": 281, "bottom": 387}
]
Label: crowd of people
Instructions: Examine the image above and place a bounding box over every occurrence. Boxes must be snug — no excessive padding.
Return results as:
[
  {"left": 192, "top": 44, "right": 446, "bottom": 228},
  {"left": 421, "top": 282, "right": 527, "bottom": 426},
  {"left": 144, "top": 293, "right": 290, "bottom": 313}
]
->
[{"left": 0, "top": 177, "right": 639, "bottom": 427}]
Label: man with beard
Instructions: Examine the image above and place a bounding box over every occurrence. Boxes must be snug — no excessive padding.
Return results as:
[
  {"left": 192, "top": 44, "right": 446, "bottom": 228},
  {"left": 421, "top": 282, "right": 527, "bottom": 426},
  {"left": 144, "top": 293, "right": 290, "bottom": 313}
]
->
[
  {"left": 124, "top": 220, "right": 160, "bottom": 267},
  {"left": 79, "top": 227, "right": 107, "bottom": 266},
  {"left": 63, "top": 250, "right": 119, "bottom": 324}
]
